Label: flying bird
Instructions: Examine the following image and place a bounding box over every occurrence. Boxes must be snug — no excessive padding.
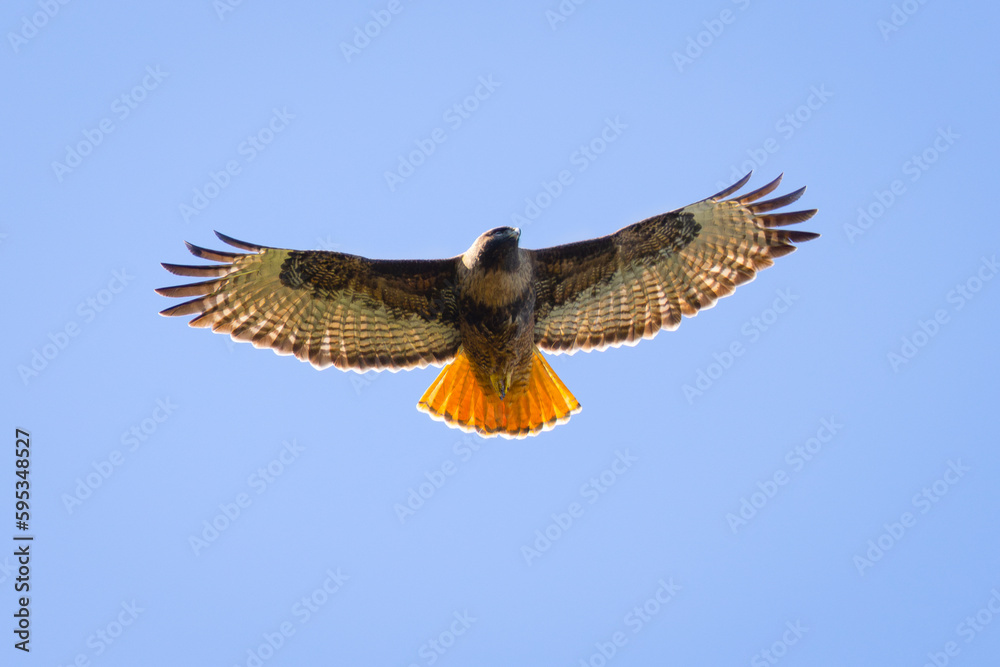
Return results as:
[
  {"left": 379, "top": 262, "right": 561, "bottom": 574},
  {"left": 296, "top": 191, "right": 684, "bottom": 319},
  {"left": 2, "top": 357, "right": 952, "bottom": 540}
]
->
[{"left": 157, "top": 173, "right": 817, "bottom": 438}]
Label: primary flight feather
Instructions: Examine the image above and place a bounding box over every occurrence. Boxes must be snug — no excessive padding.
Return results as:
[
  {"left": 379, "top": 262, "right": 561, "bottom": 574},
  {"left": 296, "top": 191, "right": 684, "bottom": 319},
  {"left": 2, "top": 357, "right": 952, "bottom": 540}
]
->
[{"left": 157, "top": 173, "right": 817, "bottom": 438}]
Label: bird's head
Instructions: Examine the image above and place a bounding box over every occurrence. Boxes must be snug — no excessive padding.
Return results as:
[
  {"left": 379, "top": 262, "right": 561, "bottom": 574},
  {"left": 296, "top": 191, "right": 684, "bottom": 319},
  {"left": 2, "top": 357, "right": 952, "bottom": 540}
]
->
[{"left": 463, "top": 226, "right": 522, "bottom": 271}]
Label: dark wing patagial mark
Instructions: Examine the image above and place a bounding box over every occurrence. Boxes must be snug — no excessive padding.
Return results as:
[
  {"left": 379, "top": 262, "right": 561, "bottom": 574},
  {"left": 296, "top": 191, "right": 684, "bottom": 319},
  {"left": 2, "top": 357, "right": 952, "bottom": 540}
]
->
[
  {"left": 157, "top": 232, "right": 463, "bottom": 372},
  {"left": 530, "top": 173, "right": 818, "bottom": 354}
]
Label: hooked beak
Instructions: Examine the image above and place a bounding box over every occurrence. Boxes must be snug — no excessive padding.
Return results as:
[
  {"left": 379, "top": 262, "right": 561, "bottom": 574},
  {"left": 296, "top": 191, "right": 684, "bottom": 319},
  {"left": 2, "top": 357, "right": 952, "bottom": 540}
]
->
[{"left": 497, "top": 227, "right": 520, "bottom": 242}]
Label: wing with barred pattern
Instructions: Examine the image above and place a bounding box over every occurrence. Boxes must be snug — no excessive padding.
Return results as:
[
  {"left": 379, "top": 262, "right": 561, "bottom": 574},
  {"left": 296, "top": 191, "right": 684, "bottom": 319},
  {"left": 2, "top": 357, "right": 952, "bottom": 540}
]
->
[
  {"left": 156, "top": 232, "right": 462, "bottom": 372},
  {"left": 530, "top": 173, "right": 818, "bottom": 354}
]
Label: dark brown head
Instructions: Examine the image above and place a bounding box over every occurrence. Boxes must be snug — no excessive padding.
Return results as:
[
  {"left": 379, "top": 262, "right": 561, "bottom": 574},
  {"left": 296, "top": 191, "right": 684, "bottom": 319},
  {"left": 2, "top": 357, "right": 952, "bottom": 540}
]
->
[{"left": 462, "top": 226, "right": 521, "bottom": 272}]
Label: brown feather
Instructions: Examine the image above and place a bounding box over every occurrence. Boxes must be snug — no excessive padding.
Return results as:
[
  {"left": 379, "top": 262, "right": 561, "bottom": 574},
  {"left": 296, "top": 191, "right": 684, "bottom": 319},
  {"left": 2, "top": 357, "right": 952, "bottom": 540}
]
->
[
  {"left": 748, "top": 187, "right": 806, "bottom": 213},
  {"left": 531, "top": 174, "right": 818, "bottom": 354},
  {"left": 736, "top": 173, "right": 783, "bottom": 204},
  {"left": 156, "top": 239, "right": 462, "bottom": 371}
]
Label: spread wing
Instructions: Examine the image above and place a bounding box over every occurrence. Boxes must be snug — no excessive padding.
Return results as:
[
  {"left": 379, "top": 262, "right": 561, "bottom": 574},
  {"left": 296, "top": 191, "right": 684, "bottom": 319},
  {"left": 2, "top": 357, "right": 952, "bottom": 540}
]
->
[
  {"left": 156, "top": 232, "right": 461, "bottom": 372},
  {"left": 530, "top": 173, "right": 818, "bottom": 354}
]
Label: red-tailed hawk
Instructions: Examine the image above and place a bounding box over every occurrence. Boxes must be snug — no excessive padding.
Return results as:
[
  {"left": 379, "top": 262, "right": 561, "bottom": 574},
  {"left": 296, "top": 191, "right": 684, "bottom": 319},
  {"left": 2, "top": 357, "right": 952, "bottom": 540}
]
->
[{"left": 157, "top": 173, "right": 817, "bottom": 438}]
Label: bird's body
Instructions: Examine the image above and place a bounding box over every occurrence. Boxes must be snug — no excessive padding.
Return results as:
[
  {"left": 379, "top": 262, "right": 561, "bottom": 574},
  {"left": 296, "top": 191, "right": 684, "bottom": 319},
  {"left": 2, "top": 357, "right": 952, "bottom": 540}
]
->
[
  {"left": 420, "top": 226, "right": 581, "bottom": 437},
  {"left": 157, "top": 173, "right": 818, "bottom": 438},
  {"left": 456, "top": 227, "right": 534, "bottom": 400}
]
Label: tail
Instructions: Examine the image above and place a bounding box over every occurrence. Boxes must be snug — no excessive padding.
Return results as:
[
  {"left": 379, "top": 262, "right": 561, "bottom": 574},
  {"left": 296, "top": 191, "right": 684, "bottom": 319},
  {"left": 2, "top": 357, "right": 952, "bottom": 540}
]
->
[{"left": 417, "top": 348, "right": 581, "bottom": 439}]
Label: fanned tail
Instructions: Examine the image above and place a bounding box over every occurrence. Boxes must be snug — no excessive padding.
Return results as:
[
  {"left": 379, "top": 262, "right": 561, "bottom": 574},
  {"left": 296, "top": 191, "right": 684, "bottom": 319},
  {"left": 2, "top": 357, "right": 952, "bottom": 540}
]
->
[{"left": 417, "top": 348, "right": 581, "bottom": 439}]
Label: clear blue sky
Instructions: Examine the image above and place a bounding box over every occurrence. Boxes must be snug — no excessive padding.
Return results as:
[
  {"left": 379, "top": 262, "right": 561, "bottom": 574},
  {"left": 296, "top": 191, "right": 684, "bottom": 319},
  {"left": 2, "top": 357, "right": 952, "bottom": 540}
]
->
[{"left": 4, "top": 1, "right": 999, "bottom": 665}]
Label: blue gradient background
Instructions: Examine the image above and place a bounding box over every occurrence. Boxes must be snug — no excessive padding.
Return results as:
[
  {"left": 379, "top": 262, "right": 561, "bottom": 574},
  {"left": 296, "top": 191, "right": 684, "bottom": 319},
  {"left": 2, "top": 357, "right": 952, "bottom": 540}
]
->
[{"left": 4, "top": 1, "right": 999, "bottom": 665}]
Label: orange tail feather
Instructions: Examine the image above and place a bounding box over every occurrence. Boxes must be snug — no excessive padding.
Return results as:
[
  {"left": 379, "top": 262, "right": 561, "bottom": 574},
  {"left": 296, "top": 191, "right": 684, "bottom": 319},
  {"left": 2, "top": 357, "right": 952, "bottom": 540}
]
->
[{"left": 417, "top": 348, "right": 581, "bottom": 439}]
